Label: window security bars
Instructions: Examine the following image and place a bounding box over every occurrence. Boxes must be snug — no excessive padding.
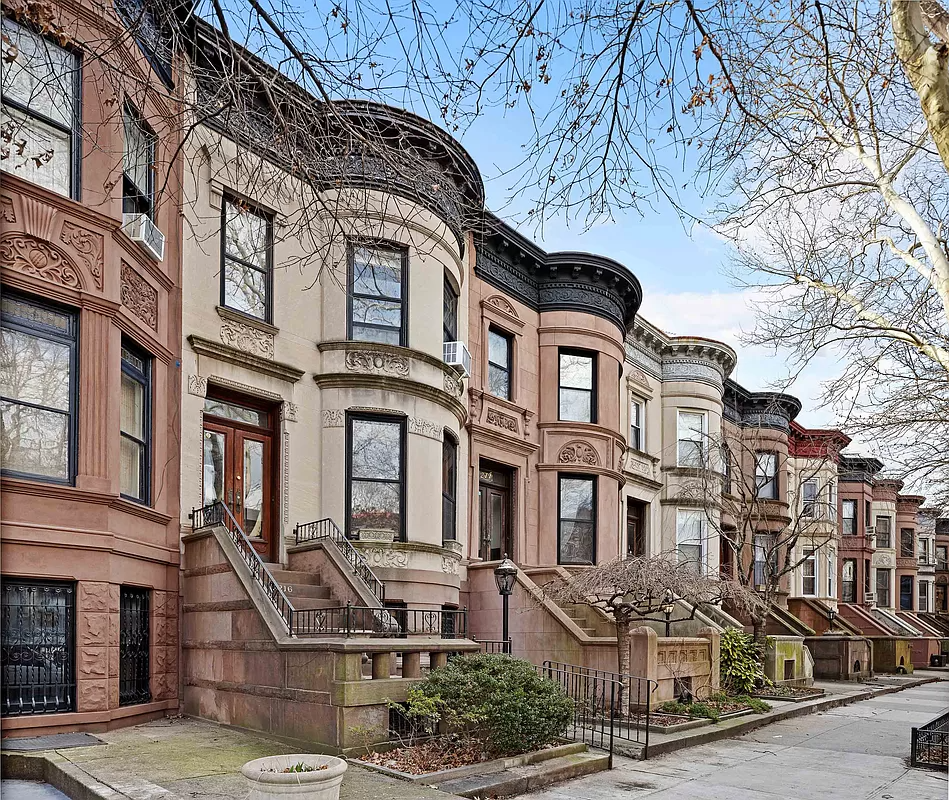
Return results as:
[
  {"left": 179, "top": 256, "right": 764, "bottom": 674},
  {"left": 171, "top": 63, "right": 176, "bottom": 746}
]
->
[
  {"left": 293, "top": 518, "right": 385, "bottom": 603},
  {"left": 1, "top": 580, "right": 75, "bottom": 716},
  {"left": 119, "top": 587, "right": 151, "bottom": 706},
  {"left": 911, "top": 710, "right": 949, "bottom": 769}
]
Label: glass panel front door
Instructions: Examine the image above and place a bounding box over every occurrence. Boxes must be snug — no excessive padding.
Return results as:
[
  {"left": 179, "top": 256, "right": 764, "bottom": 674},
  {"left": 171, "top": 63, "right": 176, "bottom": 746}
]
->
[{"left": 479, "top": 464, "right": 512, "bottom": 561}]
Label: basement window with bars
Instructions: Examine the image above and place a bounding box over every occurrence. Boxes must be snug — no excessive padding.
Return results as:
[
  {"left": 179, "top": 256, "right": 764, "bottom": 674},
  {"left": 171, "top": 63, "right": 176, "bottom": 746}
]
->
[
  {"left": 1, "top": 579, "right": 75, "bottom": 716},
  {"left": 119, "top": 587, "right": 151, "bottom": 706}
]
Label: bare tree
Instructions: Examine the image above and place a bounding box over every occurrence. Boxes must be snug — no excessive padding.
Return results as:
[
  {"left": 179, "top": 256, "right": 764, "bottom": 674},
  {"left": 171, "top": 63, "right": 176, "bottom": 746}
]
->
[{"left": 541, "top": 553, "right": 762, "bottom": 683}]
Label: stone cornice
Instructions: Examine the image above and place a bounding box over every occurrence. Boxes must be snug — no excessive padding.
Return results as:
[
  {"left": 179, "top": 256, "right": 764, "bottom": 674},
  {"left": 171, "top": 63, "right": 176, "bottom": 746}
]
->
[
  {"left": 724, "top": 379, "right": 801, "bottom": 431},
  {"left": 313, "top": 372, "right": 468, "bottom": 424},
  {"left": 188, "top": 335, "right": 305, "bottom": 383}
]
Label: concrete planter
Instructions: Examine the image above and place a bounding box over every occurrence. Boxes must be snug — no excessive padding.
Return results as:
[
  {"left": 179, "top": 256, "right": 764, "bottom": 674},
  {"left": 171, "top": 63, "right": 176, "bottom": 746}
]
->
[
  {"left": 242, "top": 754, "right": 347, "bottom": 800},
  {"left": 630, "top": 714, "right": 711, "bottom": 734},
  {"left": 753, "top": 689, "right": 826, "bottom": 703}
]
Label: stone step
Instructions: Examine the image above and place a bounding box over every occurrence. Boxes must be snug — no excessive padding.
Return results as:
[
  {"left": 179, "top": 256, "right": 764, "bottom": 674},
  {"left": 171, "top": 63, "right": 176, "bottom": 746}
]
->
[
  {"left": 270, "top": 569, "right": 322, "bottom": 586},
  {"left": 282, "top": 583, "right": 331, "bottom": 599},
  {"left": 436, "top": 751, "right": 609, "bottom": 798},
  {"left": 288, "top": 597, "right": 340, "bottom": 610},
  {"left": 581, "top": 628, "right": 597, "bottom": 637}
]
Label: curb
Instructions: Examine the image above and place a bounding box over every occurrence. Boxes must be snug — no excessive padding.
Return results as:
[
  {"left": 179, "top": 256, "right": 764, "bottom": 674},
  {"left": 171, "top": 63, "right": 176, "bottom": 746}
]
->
[
  {"left": 1, "top": 751, "right": 127, "bottom": 800},
  {"left": 639, "top": 677, "right": 943, "bottom": 759}
]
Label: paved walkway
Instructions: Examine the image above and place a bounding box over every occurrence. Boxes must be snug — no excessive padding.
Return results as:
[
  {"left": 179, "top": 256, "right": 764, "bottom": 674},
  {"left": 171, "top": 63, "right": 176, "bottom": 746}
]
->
[{"left": 530, "top": 681, "right": 949, "bottom": 800}]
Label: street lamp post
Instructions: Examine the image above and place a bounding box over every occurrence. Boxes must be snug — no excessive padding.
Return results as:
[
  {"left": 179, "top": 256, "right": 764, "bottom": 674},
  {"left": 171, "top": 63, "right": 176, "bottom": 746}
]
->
[
  {"left": 661, "top": 588, "right": 676, "bottom": 638},
  {"left": 494, "top": 555, "right": 517, "bottom": 654}
]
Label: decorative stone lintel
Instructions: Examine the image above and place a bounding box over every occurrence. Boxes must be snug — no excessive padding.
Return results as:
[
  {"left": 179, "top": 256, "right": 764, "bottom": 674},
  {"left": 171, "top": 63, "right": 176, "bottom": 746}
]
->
[
  {"left": 188, "top": 374, "right": 208, "bottom": 398},
  {"left": 188, "top": 335, "right": 304, "bottom": 383},
  {"left": 408, "top": 417, "right": 443, "bottom": 441}
]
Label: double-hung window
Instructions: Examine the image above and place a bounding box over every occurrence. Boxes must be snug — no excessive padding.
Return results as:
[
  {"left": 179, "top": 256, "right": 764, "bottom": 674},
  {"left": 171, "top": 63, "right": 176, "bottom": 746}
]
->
[
  {"left": 801, "top": 550, "right": 817, "bottom": 596},
  {"left": 0, "top": 292, "right": 77, "bottom": 483},
  {"left": 347, "top": 414, "right": 405, "bottom": 541},
  {"left": 558, "top": 475, "right": 596, "bottom": 565},
  {"left": 755, "top": 452, "right": 777, "bottom": 499},
  {"left": 919, "top": 581, "right": 928, "bottom": 612},
  {"left": 629, "top": 399, "right": 644, "bottom": 451},
  {"left": 442, "top": 434, "right": 457, "bottom": 542},
  {"left": 1, "top": 18, "right": 80, "bottom": 197},
  {"left": 876, "top": 569, "right": 890, "bottom": 607},
  {"left": 122, "top": 104, "right": 155, "bottom": 218},
  {"left": 222, "top": 197, "right": 272, "bottom": 321},
  {"left": 827, "top": 483, "right": 837, "bottom": 522},
  {"left": 842, "top": 558, "right": 857, "bottom": 602},
  {"left": 827, "top": 551, "right": 834, "bottom": 597},
  {"left": 753, "top": 533, "right": 776, "bottom": 587},
  {"left": 842, "top": 500, "right": 857, "bottom": 537},
  {"left": 487, "top": 328, "right": 512, "bottom": 400},
  {"left": 900, "top": 528, "right": 915, "bottom": 558},
  {"left": 443, "top": 276, "right": 458, "bottom": 343},
  {"left": 875, "top": 516, "right": 891, "bottom": 548},
  {"left": 120, "top": 341, "right": 151, "bottom": 503},
  {"left": 721, "top": 446, "right": 732, "bottom": 494},
  {"left": 801, "top": 480, "right": 817, "bottom": 517},
  {"left": 676, "top": 411, "right": 705, "bottom": 468},
  {"left": 676, "top": 509, "right": 705, "bottom": 573},
  {"left": 349, "top": 243, "right": 406, "bottom": 345},
  {"left": 558, "top": 350, "right": 596, "bottom": 422}
]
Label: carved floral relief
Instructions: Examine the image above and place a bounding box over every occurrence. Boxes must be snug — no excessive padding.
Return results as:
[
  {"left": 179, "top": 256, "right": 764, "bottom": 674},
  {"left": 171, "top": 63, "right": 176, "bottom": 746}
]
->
[
  {"left": 220, "top": 318, "right": 275, "bottom": 359},
  {"left": 558, "top": 441, "right": 599, "bottom": 466},
  {"left": 121, "top": 262, "right": 158, "bottom": 330},
  {"left": 345, "top": 349, "right": 410, "bottom": 377},
  {"left": 0, "top": 235, "right": 82, "bottom": 288},
  {"left": 60, "top": 221, "right": 104, "bottom": 289}
]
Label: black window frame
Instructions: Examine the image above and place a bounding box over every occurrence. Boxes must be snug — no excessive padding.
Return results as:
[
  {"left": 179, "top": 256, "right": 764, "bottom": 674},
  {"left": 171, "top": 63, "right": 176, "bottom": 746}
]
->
[
  {"left": 842, "top": 500, "right": 857, "bottom": 537},
  {"left": 220, "top": 194, "right": 274, "bottom": 324},
  {"left": 875, "top": 515, "right": 891, "bottom": 548},
  {"left": 486, "top": 326, "right": 513, "bottom": 401},
  {"left": 347, "top": 239, "right": 408, "bottom": 346},
  {"left": 900, "top": 528, "right": 915, "bottom": 559},
  {"left": 558, "top": 349, "right": 597, "bottom": 423},
  {"left": 118, "top": 585, "right": 151, "bottom": 706},
  {"left": 442, "top": 431, "right": 457, "bottom": 543},
  {"left": 443, "top": 275, "right": 458, "bottom": 343},
  {"left": 0, "top": 17, "right": 82, "bottom": 199},
  {"left": 345, "top": 412, "right": 407, "bottom": 542},
  {"left": 899, "top": 574, "right": 914, "bottom": 611},
  {"left": 721, "top": 446, "right": 732, "bottom": 494},
  {"left": 557, "top": 472, "right": 597, "bottom": 566},
  {"left": 120, "top": 338, "right": 152, "bottom": 504},
  {"left": 626, "top": 498, "right": 645, "bottom": 557},
  {"left": 842, "top": 558, "right": 857, "bottom": 603},
  {"left": 754, "top": 451, "right": 778, "bottom": 500},
  {"left": 122, "top": 102, "right": 156, "bottom": 219},
  {"left": 0, "top": 289, "right": 79, "bottom": 485}
]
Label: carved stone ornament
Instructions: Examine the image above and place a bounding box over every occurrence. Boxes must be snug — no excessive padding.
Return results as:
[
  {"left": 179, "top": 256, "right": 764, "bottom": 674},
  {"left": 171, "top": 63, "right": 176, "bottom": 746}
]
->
[
  {"left": 441, "top": 556, "right": 459, "bottom": 574},
  {"left": 876, "top": 553, "right": 892, "bottom": 567},
  {"left": 0, "top": 195, "right": 15, "bottom": 222},
  {"left": 408, "top": 417, "right": 442, "bottom": 440},
  {"left": 60, "top": 221, "right": 103, "bottom": 289},
  {"left": 220, "top": 318, "right": 275, "bottom": 359},
  {"left": 362, "top": 547, "right": 409, "bottom": 568},
  {"left": 628, "top": 366, "right": 651, "bottom": 388},
  {"left": 188, "top": 375, "right": 208, "bottom": 397},
  {"left": 0, "top": 235, "right": 82, "bottom": 288},
  {"left": 486, "top": 408, "right": 518, "bottom": 433},
  {"left": 121, "top": 262, "right": 158, "bottom": 329},
  {"left": 344, "top": 349, "right": 410, "bottom": 377},
  {"left": 485, "top": 294, "right": 519, "bottom": 319},
  {"left": 322, "top": 409, "right": 345, "bottom": 428},
  {"left": 444, "top": 371, "right": 464, "bottom": 398},
  {"left": 625, "top": 451, "right": 653, "bottom": 478},
  {"left": 558, "top": 441, "right": 599, "bottom": 466},
  {"left": 280, "top": 402, "right": 298, "bottom": 422}
]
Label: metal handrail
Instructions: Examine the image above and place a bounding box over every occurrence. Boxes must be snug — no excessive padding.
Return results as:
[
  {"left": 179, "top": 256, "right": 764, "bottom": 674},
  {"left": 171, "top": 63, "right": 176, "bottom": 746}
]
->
[
  {"left": 294, "top": 518, "right": 386, "bottom": 603},
  {"left": 191, "top": 501, "right": 296, "bottom": 636}
]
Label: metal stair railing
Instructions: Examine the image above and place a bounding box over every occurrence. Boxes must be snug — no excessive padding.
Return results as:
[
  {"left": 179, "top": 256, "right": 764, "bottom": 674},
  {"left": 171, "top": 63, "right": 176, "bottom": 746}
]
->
[
  {"left": 191, "top": 501, "right": 295, "bottom": 636},
  {"left": 294, "top": 518, "right": 386, "bottom": 603}
]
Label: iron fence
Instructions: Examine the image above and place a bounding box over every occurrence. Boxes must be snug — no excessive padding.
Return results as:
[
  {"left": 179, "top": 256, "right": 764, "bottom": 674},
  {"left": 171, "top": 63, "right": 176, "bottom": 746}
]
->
[
  {"left": 1, "top": 580, "right": 75, "bottom": 716},
  {"left": 294, "top": 518, "right": 386, "bottom": 603},
  {"left": 911, "top": 710, "right": 949, "bottom": 770},
  {"left": 292, "top": 605, "right": 467, "bottom": 638},
  {"left": 543, "top": 660, "right": 657, "bottom": 759},
  {"left": 119, "top": 587, "right": 151, "bottom": 706},
  {"left": 477, "top": 639, "right": 512, "bottom": 655}
]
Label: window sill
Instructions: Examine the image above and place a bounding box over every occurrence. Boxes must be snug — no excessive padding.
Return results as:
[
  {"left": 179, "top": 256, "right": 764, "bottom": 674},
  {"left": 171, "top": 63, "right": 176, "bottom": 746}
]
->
[{"left": 216, "top": 305, "right": 279, "bottom": 336}]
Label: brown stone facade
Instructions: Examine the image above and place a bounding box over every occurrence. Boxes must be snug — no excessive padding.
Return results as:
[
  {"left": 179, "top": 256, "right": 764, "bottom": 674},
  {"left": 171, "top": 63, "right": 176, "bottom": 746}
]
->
[{"left": 1, "top": 1, "right": 181, "bottom": 735}]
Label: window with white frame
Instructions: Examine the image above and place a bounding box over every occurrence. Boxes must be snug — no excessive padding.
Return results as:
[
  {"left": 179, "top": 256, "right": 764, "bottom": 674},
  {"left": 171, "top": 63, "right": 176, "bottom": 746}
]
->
[
  {"left": 828, "top": 483, "right": 837, "bottom": 521},
  {"left": 676, "top": 411, "right": 706, "bottom": 468},
  {"left": 755, "top": 452, "right": 777, "bottom": 499},
  {"left": 801, "top": 480, "right": 817, "bottom": 517},
  {"left": 629, "top": 398, "right": 644, "bottom": 451},
  {"left": 802, "top": 549, "right": 817, "bottom": 596},
  {"left": 842, "top": 558, "right": 857, "bottom": 602},
  {"left": 753, "top": 533, "right": 776, "bottom": 587},
  {"left": 842, "top": 500, "right": 857, "bottom": 537},
  {"left": 676, "top": 509, "right": 705, "bottom": 572},
  {"left": 827, "top": 551, "right": 834, "bottom": 597},
  {"left": 0, "top": 18, "right": 80, "bottom": 197},
  {"left": 876, "top": 515, "right": 892, "bottom": 547},
  {"left": 919, "top": 580, "right": 929, "bottom": 612}
]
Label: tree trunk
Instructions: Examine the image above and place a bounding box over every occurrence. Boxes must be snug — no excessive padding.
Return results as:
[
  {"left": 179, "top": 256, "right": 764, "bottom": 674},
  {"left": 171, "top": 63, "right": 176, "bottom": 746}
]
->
[
  {"left": 752, "top": 614, "right": 768, "bottom": 645},
  {"left": 616, "top": 617, "right": 631, "bottom": 716},
  {"left": 892, "top": 0, "right": 949, "bottom": 173}
]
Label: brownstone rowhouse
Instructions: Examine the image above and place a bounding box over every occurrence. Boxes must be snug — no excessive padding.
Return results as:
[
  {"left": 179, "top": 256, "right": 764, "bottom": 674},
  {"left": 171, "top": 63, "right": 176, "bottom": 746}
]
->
[{"left": 1, "top": 2, "right": 182, "bottom": 735}]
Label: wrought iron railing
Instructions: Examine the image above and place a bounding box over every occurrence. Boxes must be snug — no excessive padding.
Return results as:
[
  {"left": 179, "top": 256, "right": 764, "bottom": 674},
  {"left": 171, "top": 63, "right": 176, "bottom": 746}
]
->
[
  {"left": 543, "top": 660, "right": 657, "bottom": 759},
  {"left": 294, "top": 518, "right": 385, "bottom": 603},
  {"left": 477, "top": 639, "right": 512, "bottom": 655},
  {"left": 911, "top": 710, "right": 949, "bottom": 769},
  {"left": 192, "top": 501, "right": 297, "bottom": 635}
]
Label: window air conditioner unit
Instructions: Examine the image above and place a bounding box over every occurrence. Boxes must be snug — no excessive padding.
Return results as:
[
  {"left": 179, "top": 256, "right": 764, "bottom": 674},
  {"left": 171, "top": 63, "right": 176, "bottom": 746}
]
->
[
  {"left": 443, "top": 341, "right": 471, "bottom": 378},
  {"left": 863, "top": 592, "right": 876, "bottom": 605},
  {"left": 122, "top": 212, "right": 165, "bottom": 261}
]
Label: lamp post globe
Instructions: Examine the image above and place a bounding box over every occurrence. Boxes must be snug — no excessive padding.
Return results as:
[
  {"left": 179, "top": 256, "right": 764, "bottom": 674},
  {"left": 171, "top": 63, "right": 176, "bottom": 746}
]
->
[{"left": 494, "top": 555, "right": 517, "bottom": 653}]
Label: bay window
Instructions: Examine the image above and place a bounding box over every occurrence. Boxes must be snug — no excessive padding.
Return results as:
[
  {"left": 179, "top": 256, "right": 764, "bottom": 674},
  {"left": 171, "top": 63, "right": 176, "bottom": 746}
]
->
[
  {"left": 347, "top": 414, "right": 405, "bottom": 541},
  {"left": 442, "top": 434, "right": 457, "bottom": 542},
  {"left": 842, "top": 558, "right": 857, "bottom": 602},
  {"left": 0, "top": 292, "right": 77, "bottom": 483},
  {"left": 801, "top": 549, "right": 817, "bottom": 596},
  {"left": 676, "top": 509, "right": 705, "bottom": 572},
  {"left": 443, "top": 276, "right": 458, "bottom": 343},
  {"left": 676, "top": 411, "right": 706, "bottom": 468},
  {"left": 558, "top": 350, "right": 596, "bottom": 423},
  {"left": 349, "top": 243, "right": 406, "bottom": 345},
  {"left": 753, "top": 533, "right": 776, "bottom": 587},
  {"left": 558, "top": 475, "right": 596, "bottom": 565},
  {"left": 842, "top": 500, "right": 857, "bottom": 537},
  {"left": 900, "top": 528, "right": 915, "bottom": 559},
  {"left": 120, "top": 342, "right": 151, "bottom": 503},
  {"left": 1, "top": 18, "right": 79, "bottom": 197},
  {"left": 801, "top": 480, "right": 817, "bottom": 517},
  {"left": 875, "top": 516, "right": 891, "bottom": 548},
  {"left": 755, "top": 452, "right": 777, "bottom": 499}
]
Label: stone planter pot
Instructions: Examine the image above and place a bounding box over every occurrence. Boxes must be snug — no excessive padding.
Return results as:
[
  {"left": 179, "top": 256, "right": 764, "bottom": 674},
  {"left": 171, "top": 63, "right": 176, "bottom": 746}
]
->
[{"left": 242, "top": 754, "right": 347, "bottom": 800}]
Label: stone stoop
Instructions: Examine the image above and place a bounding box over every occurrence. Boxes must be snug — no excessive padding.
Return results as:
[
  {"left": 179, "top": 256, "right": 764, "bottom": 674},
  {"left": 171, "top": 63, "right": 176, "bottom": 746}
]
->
[{"left": 435, "top": 750, "right": 609, "bottom": 798}]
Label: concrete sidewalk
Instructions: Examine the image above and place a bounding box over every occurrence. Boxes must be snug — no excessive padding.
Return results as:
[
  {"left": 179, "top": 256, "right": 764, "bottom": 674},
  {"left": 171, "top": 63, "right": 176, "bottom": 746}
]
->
[
  {"left": 530, "top": 681, "right": 949, "bottom": 800},
  {"left": 1, "top": 717, "right": 459, "bottom": 800}
]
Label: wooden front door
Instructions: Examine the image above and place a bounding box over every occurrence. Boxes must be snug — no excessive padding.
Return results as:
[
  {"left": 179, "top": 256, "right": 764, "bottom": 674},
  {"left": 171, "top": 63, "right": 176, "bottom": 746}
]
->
[
  {"left": 203, "top": 395, "right": 276, "bottom": 559},
  {"left": 479, "top": 463, "right": 512, "bottom": 561}
]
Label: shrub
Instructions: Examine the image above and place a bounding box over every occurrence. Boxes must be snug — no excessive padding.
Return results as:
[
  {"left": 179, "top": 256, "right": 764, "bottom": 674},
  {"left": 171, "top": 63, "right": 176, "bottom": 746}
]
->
[
  {"left": 720, "top": 628, "right": 767, "bottom": 695},
  {"left": 659, "top": 699, "right": 720, "bottom": 721},
  {"left": 404, "top": 653, "right": 575, "bottom": 756}
]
